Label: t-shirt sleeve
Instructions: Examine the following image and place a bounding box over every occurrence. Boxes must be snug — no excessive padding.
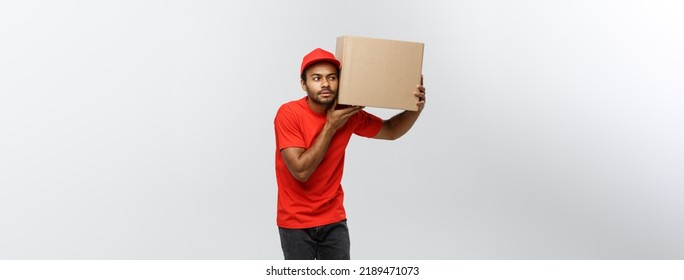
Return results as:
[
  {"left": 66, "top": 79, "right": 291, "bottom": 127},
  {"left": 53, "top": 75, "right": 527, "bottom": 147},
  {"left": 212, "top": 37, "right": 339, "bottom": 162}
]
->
[
  {"left": 274, "top": 105, "right": 306, "bottom": 151},
  {"left": 352, "top": 110, "right": 383, "bottom": 138}
]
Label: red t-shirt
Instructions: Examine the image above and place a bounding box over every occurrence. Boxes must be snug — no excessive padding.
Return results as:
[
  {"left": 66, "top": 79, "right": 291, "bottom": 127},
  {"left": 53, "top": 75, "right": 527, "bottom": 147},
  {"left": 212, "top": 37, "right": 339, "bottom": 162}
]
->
[{"left": 274, "top": 97, "right": 383, "bottom": 229}]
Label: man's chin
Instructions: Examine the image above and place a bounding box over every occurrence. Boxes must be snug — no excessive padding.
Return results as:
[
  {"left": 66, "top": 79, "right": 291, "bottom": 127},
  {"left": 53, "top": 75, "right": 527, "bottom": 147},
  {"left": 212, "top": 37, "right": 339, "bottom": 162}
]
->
[{"left": 312, "top": 96, "right": 336, "bottom": 105}]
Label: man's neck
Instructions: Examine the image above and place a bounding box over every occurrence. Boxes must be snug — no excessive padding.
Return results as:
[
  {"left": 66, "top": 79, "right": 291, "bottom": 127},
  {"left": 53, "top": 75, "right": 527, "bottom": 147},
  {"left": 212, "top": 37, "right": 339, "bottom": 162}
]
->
[{"left": 306, "top": 98, "right": 329, "bottom": 115}]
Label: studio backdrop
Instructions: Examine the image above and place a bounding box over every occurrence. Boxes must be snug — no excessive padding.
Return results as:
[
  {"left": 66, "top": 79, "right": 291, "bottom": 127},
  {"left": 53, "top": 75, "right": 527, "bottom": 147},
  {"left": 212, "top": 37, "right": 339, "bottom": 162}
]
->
[{"left": 1, "top": 0, "right": 683, "bottom": 259}]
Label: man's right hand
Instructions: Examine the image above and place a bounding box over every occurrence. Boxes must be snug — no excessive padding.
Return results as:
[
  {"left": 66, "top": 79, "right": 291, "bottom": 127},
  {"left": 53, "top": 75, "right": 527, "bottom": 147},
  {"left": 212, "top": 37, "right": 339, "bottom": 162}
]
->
[{"left": 326, "top": 100, "right": 364, "bottom": 131}]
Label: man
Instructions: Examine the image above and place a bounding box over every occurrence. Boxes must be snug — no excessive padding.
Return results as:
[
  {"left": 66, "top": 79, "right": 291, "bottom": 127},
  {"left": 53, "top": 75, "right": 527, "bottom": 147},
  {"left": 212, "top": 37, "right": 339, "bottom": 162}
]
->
[{"left": 273, "top": 48, "right": 425, "bottom": 260}]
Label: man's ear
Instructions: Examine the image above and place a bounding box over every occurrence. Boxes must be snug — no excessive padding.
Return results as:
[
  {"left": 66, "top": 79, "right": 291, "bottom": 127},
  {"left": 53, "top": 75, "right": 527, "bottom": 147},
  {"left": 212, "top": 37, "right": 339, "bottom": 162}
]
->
[{"left": 300, "top": 79, "right": 307, "bottom": 92}]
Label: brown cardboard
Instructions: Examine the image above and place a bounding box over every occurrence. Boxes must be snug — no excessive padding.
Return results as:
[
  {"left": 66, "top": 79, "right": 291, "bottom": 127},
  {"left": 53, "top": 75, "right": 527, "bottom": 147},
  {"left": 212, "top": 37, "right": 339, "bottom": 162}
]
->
[{"left": 335, "top": 36, "right": 424, "bottom": 111}]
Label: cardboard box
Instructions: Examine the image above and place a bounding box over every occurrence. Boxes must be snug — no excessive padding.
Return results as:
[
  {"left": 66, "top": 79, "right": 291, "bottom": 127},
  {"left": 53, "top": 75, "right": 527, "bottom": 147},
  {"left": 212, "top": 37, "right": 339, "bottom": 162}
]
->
[{"left": 335, "top": 36, "right": 424, "bottom": 111}]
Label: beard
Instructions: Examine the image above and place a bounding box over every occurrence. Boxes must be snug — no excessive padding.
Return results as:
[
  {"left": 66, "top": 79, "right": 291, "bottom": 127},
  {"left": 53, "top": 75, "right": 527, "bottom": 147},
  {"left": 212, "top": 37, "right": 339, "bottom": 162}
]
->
[{"left": 306, "top": 88, "right": 337, "bottom": 105}]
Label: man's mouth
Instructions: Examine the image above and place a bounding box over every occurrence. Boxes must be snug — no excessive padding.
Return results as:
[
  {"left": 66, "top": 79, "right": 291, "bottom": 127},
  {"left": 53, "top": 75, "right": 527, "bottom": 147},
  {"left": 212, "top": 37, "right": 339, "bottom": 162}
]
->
[{"left": 319, "top": 90, "right": 332, "bottom": 97}]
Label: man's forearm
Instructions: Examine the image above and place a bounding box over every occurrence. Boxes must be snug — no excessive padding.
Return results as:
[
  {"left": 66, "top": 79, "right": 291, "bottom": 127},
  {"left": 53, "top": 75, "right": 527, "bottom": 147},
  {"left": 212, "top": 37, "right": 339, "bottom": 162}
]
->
[
  {"left": 288, "top": 123, "right": 336, "bottom": 182},
  {"left": 282, "top": 105, "right": 363, "bottom": 182},
  {"left": 383, "top": 110, "right": 421, "bottom": 140}
]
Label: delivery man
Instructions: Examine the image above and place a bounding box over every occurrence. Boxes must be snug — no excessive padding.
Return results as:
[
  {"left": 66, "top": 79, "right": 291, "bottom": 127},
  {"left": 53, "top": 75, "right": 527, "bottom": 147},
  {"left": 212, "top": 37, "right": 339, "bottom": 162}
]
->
[{"left": 273, "top": 48, "right": 426, "bottom": 259}]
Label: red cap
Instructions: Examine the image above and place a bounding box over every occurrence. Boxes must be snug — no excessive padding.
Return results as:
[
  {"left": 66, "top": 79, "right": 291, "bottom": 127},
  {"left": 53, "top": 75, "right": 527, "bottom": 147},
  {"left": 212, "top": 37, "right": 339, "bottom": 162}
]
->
[{"left": 300, "top": 48, "right": 341, "bottom": 75}]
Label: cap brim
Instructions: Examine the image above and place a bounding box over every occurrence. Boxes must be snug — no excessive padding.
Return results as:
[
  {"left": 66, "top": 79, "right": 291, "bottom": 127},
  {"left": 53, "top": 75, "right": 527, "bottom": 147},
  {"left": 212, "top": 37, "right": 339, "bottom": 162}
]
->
[{"left": 301, "top": 58, "right": 341, "bottom": 74}]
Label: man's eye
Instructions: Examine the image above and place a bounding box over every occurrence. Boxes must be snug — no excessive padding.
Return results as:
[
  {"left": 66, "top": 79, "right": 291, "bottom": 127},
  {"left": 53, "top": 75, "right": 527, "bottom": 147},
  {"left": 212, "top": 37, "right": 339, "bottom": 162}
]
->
[
  {"left": 312, "top": 77, "right": 320, "bottom": 81},
  {"left": 328, "top": 76, "right": 336, "bottom": 81}
]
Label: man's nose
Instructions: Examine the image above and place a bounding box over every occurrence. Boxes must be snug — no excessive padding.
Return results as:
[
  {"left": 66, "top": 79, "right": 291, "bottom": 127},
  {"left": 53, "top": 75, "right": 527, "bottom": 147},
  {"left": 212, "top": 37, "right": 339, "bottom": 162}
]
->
[{"left": 321, "top": 79, "right": 329, "bottom": 87}]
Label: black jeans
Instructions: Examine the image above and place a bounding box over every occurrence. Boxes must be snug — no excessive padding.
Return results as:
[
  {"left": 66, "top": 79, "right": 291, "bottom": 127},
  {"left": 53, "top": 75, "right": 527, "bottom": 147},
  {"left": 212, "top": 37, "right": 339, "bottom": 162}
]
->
[{"left": 278, "top": 219, "right": 350, "bottom": 260}]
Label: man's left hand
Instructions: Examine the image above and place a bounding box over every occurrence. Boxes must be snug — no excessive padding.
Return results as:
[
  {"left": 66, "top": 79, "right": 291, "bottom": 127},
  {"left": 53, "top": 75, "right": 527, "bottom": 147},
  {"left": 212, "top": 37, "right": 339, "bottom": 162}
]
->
[{"left": 415, "top": 75, "right": 426, "bottom": 112}]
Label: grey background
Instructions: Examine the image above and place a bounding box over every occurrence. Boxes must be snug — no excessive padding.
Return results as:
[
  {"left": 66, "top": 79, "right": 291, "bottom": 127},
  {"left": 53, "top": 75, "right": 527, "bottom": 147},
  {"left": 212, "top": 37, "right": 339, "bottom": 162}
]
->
[{"left": 1, "top": 0, "right": 683, "bottom": 259}]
